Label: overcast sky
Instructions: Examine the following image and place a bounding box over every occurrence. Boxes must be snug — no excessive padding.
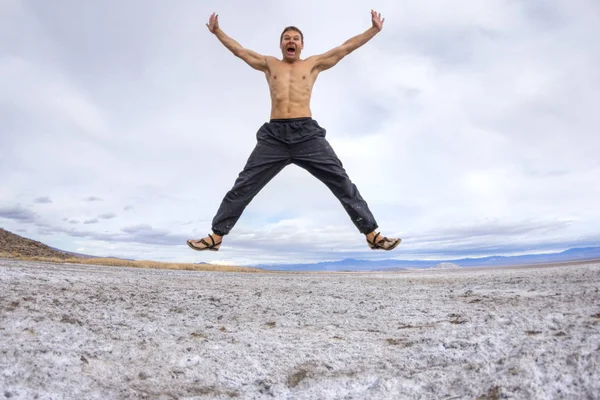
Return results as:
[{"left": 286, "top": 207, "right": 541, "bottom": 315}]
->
[{"left": 1, "top": 0, "right": 599, "bottom": 266}]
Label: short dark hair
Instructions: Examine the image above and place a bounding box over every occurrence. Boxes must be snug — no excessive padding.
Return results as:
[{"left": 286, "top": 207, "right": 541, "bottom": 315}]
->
[{"left": 280, "top": 26, "right": 304, "bottom": 44}]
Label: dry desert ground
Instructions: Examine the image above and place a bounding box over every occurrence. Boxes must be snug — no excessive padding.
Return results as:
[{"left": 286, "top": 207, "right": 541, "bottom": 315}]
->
[{"left": 1, "top": 259, "right": 599, "bottom": 399}]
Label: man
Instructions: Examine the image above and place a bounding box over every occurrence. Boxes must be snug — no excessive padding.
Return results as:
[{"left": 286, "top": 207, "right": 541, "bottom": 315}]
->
[{"left": 187, "top": 10, "right": 401, "bottom": 252}]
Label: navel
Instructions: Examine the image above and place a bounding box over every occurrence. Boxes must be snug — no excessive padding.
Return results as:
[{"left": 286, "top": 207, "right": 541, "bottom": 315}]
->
[
  {"left": 302, "top": 76, "right": 306, "bottom": 80},
  {"left": 274, "top": 75, "right": 277, "bottom": 80}
]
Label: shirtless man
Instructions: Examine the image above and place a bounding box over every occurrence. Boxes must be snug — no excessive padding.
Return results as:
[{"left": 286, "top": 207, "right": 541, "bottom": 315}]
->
[{"left": 187, "top": 10, "right": 401, "bottom": 252}]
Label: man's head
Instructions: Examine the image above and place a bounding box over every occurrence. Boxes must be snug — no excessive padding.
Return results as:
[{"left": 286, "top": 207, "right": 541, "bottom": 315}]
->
[{"left": 280, "top": 26, "right": 304, "bottom": 62}]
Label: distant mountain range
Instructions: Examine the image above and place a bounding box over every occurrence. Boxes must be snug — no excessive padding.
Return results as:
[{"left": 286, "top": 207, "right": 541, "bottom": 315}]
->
[{"left": 254, "top": 246, "right": 600, "bottom": 271}]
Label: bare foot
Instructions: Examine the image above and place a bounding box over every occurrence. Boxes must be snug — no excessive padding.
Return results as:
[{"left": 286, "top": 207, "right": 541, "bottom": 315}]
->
[
  {"left": 187, "top": 233, "right": 222, "bottom": 252},
  {"left": 366, "top": 231, "right": 401, "bottom": 251}
]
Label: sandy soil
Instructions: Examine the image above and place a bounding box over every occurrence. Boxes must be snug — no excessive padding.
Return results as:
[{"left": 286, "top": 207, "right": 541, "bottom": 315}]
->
[{"left": 1, "top": 259, "right": 599, "bottom": 399}]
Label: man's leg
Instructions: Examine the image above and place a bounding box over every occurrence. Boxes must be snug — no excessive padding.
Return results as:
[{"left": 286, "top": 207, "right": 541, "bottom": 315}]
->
[
  {"left": 292, "top": 137, "right": 377, "bottom": 233},
  {"left": 188, "top": 139, "right": 290, "bottom": 251},
  {"left": 292, "top": 135, "right": 400, "bottom": 250},
  {"left": 213, "top": 140, "right": 291, "bottom": 235}
]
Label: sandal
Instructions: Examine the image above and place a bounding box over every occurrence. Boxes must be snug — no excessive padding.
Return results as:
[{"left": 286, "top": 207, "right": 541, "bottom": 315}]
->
[
  {"left": 187, "top": 234, "right": 222, "bottom": 252},
  {"left": 367, "top": 232, "right": 401, "bottom": 251}
]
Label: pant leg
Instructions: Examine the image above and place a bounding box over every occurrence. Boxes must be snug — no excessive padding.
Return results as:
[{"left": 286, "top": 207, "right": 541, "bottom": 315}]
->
[
  {"left": 291, "top": 136, "right": 379, "bottom": 234},
  {"left": 211, "top": 139, "right": 290, "bottom": 236}
]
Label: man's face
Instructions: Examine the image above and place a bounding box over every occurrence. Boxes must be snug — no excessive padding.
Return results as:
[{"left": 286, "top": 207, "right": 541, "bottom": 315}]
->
[{"left": 280, "top": 30, "right": 303, "bottom": 61}]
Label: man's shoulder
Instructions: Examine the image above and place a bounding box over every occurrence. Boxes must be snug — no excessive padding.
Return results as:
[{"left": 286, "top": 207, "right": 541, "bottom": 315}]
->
[
  {"left": 265, "top": 56, "right": 284, "bottom": 65},
  {"left": 264, "top": 56, "right": 282, "bottom": 69}
]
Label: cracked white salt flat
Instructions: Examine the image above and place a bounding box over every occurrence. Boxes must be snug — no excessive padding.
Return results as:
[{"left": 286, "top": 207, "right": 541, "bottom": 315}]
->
[{"left": 1, "top": 259, "right": 599, "bottom": 399}]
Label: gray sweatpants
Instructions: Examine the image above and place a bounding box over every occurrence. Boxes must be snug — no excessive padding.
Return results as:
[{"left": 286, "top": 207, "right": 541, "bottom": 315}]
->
[{"left": 211, "top": 118, "right": 378, "bottom": 236}]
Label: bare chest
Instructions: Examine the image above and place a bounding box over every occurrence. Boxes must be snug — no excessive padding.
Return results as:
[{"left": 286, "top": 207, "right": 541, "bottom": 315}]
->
[{"left": 267, "top": 62, "right": 316, "bottom": 89}]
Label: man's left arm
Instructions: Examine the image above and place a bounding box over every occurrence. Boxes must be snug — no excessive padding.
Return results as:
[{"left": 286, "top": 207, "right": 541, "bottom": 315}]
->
[{"left": 312, "top": 10, "right": 384, "bottom": 72}]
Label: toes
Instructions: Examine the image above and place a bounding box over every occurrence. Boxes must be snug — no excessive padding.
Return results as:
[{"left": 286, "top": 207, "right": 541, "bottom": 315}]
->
[
  {"left": 386, "top": 238, "right": 400, "bottom": 250},
  {"left": 187, "top": 239, "right": 208, "bottom": 250},
  {"left": 384, "top": 238, "right": 401, "bottom": 250},
  {"left": 369, "top": 236, "right": 401, "bottom": 250},
  {"left": 187, "top": 240, "right": 202, "bottom": 250},
  {"left": 187, "top": 237, "right": 221, "bottom": 251}
]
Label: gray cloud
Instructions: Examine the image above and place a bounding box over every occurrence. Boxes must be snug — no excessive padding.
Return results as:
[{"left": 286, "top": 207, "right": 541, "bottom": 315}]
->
[
  {"left": 0, "top": 205, "right": 38, "bottom": 223},
  {"left": 122, "top": 224, "right": 152, "bottom": 234},
  {"left": 84, "top": 218, "right": 99, "bottom": 224},
  {"left": 416, "top": 220, "right": 573, "bottom": 243},
  {"left": 35, "top": 225, "right": 114, "bottom": 241},
  {"left": 32, "top": 223, "right": 187, "bottom": 247},
  {"left": 119, "top": 224, "right": 188, "bottom": 245},
  {"left": 120, "top": 226, "right": 187, "bottom": 246},
  {"left": 98, "top": 213, "right": 116, "bottom": 219},
  {"left": 33, "top": 196, "right": 53, "bottom": 204},
  {"left": 84, "top": 196, "right": 103, "bottom": 202}
]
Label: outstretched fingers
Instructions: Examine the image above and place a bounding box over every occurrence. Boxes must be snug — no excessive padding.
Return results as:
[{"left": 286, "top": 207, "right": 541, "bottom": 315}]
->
[
  {"left": 370, "top": 9, "right": 385, "bottom": 30},
  {"left": 206, "top": 12, "right": 219, "bottom": 32}
]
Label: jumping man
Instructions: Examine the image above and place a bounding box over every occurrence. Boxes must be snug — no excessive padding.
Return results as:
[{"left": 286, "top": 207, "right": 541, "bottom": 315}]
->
[{"left": 187, "top": 10, "right": 401, "bottom": 252}]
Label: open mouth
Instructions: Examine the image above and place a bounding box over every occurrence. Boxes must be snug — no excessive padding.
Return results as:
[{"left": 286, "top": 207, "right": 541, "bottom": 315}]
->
[{"left": 286, "top": 47, "right": 296, "bottom": 56}]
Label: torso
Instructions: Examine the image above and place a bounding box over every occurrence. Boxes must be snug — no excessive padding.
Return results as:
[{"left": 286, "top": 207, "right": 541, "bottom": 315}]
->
[{"left": 265, "top": 57, "right": 319, "bottom": 119}]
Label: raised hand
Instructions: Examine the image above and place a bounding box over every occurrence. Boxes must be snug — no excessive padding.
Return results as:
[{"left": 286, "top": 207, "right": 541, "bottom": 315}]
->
[
  {"left": 371, "top": 9, "right": 385, "bottom": 31},
  {"left": 206, "top": 12, "right": 220, "bottom": 33}
]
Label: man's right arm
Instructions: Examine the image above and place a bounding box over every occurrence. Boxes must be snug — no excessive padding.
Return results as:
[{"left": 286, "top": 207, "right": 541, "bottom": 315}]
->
[
  {"left": 206, "top": 13, "right": 269, "bottom": 72},
  {"left": 214, "top": 29, "right": 269, "bottom": 71}
]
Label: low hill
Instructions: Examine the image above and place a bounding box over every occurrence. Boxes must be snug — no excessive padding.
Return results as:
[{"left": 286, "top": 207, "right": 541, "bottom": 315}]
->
[
  {"left": 0, "top": 228, "right": 261, "bottom": 273},
  {"left": 0, "top": 228, "right": 75, "bottom": 259}
]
